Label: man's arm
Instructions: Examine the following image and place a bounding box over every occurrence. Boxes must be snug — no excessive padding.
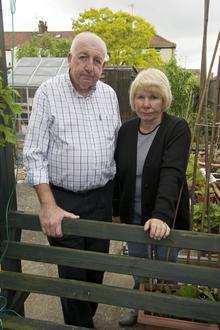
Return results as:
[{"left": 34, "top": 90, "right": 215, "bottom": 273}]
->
[{"left": 23, "top": 85, "right": 78, "bottom": 237}]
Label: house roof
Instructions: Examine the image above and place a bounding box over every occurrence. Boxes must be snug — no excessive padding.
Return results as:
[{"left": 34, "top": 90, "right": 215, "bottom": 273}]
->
[
  {"left": 4, "top": 31, "right": 74, "bottom": 50},
  {"left": 149, "top": 34, "right": 176, "bottom": 49},
  {"left": 4, "top": 31, "right": 176, "bottom": 51}
]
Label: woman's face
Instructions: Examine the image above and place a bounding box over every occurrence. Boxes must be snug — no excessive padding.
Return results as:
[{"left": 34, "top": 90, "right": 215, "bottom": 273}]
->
[{"left": 134, "top": 88, "right": 164, "bottom": 125}]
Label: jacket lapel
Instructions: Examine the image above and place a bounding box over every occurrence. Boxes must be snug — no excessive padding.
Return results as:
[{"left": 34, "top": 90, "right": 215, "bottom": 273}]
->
[
  {"left": 144, "top": 112, "right": 169, "bottom": 164},
  {"left": 129, "top": 118, "right": 139, "bottom": 174},
  {"left": 128, "top": 119, "right": 139, "bottom": 200}
]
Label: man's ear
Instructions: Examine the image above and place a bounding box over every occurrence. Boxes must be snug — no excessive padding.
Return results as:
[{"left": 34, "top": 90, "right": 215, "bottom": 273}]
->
[
  {"left": 102, "top": 61, "right": 106, "bottom": 70},
  {"left": 68, "top": 53, "right": 72, "bottom": 66}
]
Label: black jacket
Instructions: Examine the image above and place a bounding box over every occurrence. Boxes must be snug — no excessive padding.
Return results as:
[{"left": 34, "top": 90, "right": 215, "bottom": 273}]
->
[{"left": 113, "top": 112, "right": 191, "bottom": 230}]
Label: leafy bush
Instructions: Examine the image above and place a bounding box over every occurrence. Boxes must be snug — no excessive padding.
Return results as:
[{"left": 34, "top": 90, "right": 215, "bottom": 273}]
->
[
  {"left": 175, "top": 284, "right": 217, "bottom": 301},
  {"left": 164, "top": 58, "right": 199, "bottom": 125},
  {"left": 186, "top": 154, "right": 205, "bottom": 187},
  {"left": 0, "top": 74, "right": 21, "bottom": 147},
  {"left": 193, "top": 203, "right": 220, "bottom": 232},
  {"left": 16, "top": 33, "right": 71, "bottom": 60}
]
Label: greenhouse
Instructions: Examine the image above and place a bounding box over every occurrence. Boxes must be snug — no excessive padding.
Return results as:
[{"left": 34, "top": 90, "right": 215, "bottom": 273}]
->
[{"left": 8, "top": 57, "right": 68, "bottom": 135}]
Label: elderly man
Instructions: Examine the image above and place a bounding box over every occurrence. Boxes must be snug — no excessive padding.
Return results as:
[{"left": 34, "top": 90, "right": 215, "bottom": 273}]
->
[{"left": 23, "top": 32, "right": 121, "bottom": 328}]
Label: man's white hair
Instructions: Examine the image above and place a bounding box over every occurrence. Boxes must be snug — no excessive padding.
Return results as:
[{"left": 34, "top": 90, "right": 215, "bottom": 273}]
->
[{"left": 70, "top": 32, "right": 109, "bottom": 61}]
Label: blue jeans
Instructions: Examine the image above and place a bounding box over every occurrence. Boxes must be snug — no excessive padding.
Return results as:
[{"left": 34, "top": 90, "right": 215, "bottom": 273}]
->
[
  {"left": 127, "top": 242, "right": 179, "bottom": 289},
  {"left": 128, "top": 213, "right": 179, "bottom": 289}
]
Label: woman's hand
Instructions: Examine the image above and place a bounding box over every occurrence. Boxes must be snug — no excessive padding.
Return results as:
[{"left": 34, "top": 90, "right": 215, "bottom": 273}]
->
[{"left": 144, "top": 218, "right": 170, "bottom": 240}]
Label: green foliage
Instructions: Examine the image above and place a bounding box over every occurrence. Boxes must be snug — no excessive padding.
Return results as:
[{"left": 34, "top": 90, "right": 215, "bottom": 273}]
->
[
  {"left": 142, "top": 281, "right": 217, "bottom": 303},
  {"left": 16, "top": 33, "right": 71, "bottom": 60},
  {"left": 175, "top": 283, "right": 198, "bottom": 298},
  {"left": 175, "top": 284, "right": 217, "bottom": 301},
  {"left": 164, "top": 58, "right": 199, "bottom": 123},
  {"left": 0, "top": 74, "right": 21, "bottom": 147},
  {"left": 186, "top": 154, "right": 219, "bottom": 232},
  {"left": 72, "top": 7, "right": 164, "bottom": 67},
  {"left": 193, "top": 203, "right": 220, "bottom": 232},
  {"left": 186, "top": 154, "right": 205, "bottom": 187}
]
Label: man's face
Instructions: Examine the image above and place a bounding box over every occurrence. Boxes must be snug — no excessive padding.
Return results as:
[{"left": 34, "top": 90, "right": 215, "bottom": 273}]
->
[{"left": 68, "top": 39, "right": 105, "bottom": 95}]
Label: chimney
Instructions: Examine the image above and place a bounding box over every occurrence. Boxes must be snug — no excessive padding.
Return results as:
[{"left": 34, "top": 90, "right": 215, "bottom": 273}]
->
[{"left": 38, "top": 20, "right": 48, "bottom": 34}]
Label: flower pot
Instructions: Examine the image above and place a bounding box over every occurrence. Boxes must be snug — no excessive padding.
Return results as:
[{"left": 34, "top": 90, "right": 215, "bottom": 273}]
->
[
  {"left": 138, "top": 283, "right": 219, "bottom": 330},
  {"left": 212, "top": 182, "right": 220, "bottom": 202},
  {"left": 138, "top": 310, "right": 219, "bottom": 329}
]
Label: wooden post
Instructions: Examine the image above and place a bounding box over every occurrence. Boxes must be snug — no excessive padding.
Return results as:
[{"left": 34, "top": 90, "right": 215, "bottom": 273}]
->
[
  {"left": 201, "top": 0, "right": 210, "bottom": 232},
  {"left": 190, "top": 0, "right": 210, "bottom": 231},
  {"left": 0, "top": 0, "right": 24, "bottom": 315},
  {"left": 200, "top": 0, "right": 209, "bottom": 95}
]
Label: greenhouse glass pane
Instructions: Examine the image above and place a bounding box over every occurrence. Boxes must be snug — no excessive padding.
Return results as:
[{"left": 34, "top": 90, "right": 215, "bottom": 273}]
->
[
  {"left": 17, "top": 58, "right": 41, "bottom": 67},
  {"left": 8, "top": 57, "right": 69, "bottom": 87},
  {"left": 58, "top": 67, "right": 68, "bottom": 74},
  {"left": 40, "top": 58, "right": 64, "bottom": 67},
  {"left": 29, "top": 75, "right": 51, "bottom": 86},
  {"left": 8, "top": 75, "right": 30, "bottom": 86},
  {"left": 14, "top": 67, "right": 35, "bottom": 75},
  {"left": 35, "top": 67, "right": 59, "bottom": 76}
]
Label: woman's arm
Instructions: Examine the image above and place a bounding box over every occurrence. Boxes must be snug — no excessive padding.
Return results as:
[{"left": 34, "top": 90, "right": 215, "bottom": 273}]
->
[{"left": 150, "top": 119, "right": 191, "bottom": 228}]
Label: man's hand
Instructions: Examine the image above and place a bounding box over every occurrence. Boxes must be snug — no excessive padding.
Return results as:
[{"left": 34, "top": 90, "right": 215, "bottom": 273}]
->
[
  {"left": 144, "top": 218, "right": 170, "bottom": 240},
  {"left": 34, "top": 183, "right": 79, "bottom": 237},
  {"left": 39, "top": 203, "right": 79, "bottom": 237}
]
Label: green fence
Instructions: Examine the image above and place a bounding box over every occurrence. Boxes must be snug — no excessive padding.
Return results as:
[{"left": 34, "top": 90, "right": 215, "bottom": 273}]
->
[{"left": 0, "top": 211, "right": 220, "bottom": 329}]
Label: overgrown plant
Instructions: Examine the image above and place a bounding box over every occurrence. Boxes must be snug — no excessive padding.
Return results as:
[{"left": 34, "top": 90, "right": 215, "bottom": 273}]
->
[
  {"left": 164, "top": 58, "right": 199, "bottom": 125},
  {"left": 175, "top": 284, "right": 218, "bottom": 301},
  {"left": 0, "top": 74, "right": 21, "bottom": 147},
  {"left": 155, "top": 282, "right": 217, "bottom": 301},
  {"left": 193, "top": 203, "right": 220, "bottom": 232},
  {"left": 186, "top": 154, "right": 205, "bottom": 186},
  {"left": 16, "top": 33, "right": 71, "bottom": 59},
  {"left": 186, "top": 154, "right": 219, "bottom": 230}
]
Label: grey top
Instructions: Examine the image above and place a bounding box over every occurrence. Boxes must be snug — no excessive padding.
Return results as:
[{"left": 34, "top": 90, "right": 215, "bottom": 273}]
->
[{"left": 133, "top": 125, "right": 159, "bottom": 222}]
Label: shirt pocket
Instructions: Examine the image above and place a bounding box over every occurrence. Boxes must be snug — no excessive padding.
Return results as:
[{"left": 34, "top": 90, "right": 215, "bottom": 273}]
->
[{"left": 100, "top": 113, "right": 118, "bottom": 141}]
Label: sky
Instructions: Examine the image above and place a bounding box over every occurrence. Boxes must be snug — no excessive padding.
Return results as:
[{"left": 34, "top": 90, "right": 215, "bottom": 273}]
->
[{"left": 2, "top": 0, "right": 220, "bottom": 74}]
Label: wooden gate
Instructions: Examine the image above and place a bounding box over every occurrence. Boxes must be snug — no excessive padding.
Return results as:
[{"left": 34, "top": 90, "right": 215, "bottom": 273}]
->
[{"left": 0, "top": 211, "right": 220, "bottom": 329}]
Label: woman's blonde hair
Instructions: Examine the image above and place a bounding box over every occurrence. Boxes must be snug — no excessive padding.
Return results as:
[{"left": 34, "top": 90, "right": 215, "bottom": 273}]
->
[{"left": 129, "top": 68, "right": 172, "bottom": 111}]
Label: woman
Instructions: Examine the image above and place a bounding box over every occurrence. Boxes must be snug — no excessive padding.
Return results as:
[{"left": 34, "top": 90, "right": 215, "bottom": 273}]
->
[{"left": 114, "top": 68, "right": 191, "bottom": 326}]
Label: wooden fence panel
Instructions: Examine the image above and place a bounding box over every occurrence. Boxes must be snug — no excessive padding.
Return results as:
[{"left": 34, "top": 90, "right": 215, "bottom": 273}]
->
[
  {"left": 8, "top": 211, "right": 220, "bottom": 252},
  {"left": 1, "top": 211, "right": 220, "bottom": 326},
  {"left": 0, "top": 271, "right": 220, "bottom": 323},
  {"left": 103, "top": 67, "right": 136, "bottom": 122},
  {"left": 1, "top": 315, "right": 83, "bottom": 330},
  {"left": 2, "top": 241, "right": 220, "bottom": 288}
]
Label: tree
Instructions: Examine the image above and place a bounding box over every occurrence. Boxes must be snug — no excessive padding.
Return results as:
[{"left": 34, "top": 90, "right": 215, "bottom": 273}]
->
[
  {"left": 16, "top": 33, "right": 71, "bottom": 60},
  {"left": 72, "top": 7, "right": 163, "bottom": 67},
  {"left": 164, "top": 57, "right": 199, "bottom": 123}
]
